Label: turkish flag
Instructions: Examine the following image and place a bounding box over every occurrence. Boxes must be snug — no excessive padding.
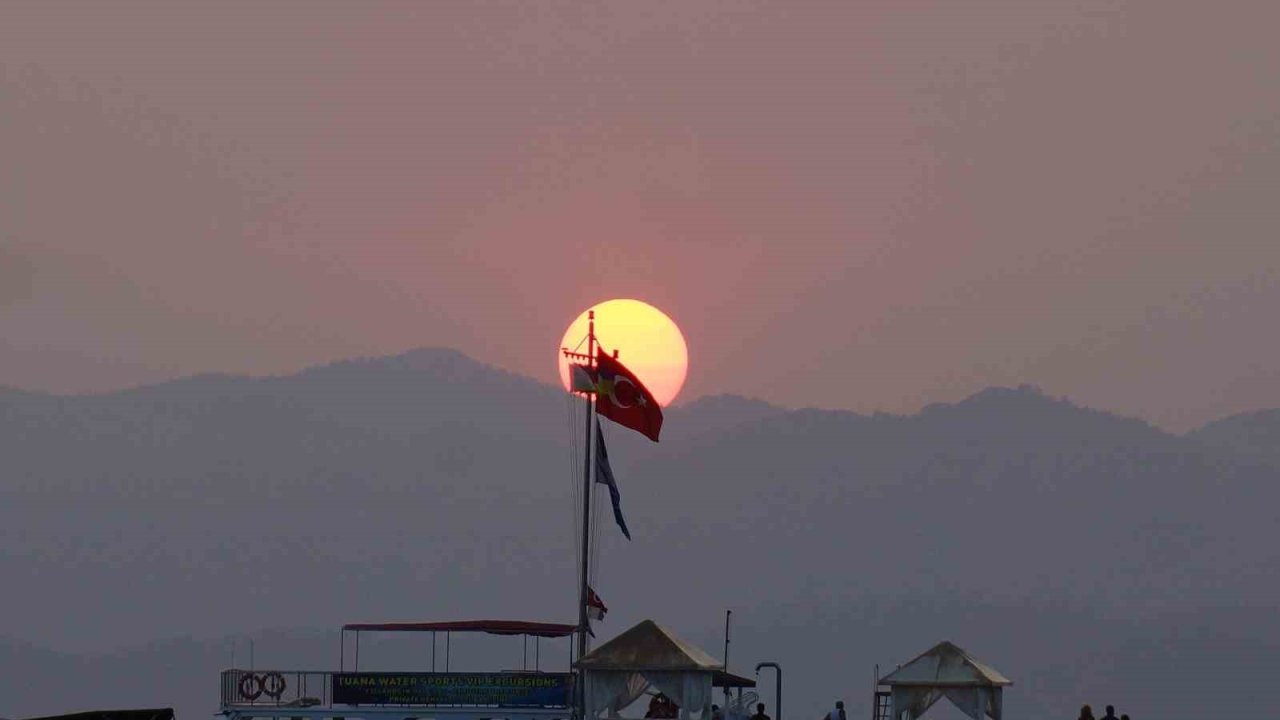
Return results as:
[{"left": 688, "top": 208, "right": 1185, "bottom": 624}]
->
[
  {"left": 595, "top": 349, "right": 663, "bottom": 442},
  {"left": 586, "top": 586, "right": 608, "bottom": 621}
]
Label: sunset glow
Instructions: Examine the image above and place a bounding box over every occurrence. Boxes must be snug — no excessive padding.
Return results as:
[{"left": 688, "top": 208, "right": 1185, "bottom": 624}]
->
[{"left": 558, "top": 299, "right": 689, "bottom": 407}]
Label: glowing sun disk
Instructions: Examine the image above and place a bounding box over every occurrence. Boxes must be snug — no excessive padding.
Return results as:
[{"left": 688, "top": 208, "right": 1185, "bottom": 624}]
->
[{"left": 557, "top": 299, "right": 688, "bottom": 407}]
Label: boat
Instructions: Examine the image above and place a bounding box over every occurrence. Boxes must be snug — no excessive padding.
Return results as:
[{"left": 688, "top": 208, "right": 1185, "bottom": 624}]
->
[{"left": 219, "top": 621, "right": 577, "bottom": 720}]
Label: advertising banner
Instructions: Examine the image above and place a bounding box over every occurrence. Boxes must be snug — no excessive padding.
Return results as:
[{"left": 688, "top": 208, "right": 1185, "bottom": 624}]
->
[{"left": 332, "top": 672, "right": 571, "bottom": 707}]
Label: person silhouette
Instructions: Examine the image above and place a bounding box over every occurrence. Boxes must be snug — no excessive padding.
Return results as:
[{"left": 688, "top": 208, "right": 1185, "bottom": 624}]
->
[
  {"left": 1077, "top": 704, "right": 1095, "bottom": 720},
  {"left": 1100, "top": 705, "right": 1118, "bottom": 720},
  {"left": 1120, "top": 715, "right": 1130, "bottom": 720},
  {"left": 645, "top": 693, "right": 679, "bottom": 719},
  {"left": 824, "top": 700, "right": 846, "bottom": 720},
  {"left": 749, "top": 703, "right": 771, "bottom": 720}
]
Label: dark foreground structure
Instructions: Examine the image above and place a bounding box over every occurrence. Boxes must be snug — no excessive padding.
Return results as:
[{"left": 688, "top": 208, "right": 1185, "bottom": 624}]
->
[
  {"left": 218, "top": 619, "right": 755, "bottom": 720},
  {"left": 26, "top": 709, "right": 175, "bottom": 720},
  {"left": 221, "top": 621, "right": 577, "bottom": 720}
]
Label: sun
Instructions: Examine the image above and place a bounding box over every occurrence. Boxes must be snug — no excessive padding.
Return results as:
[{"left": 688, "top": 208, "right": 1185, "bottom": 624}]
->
[{"left": 557, "top": 299, "right": 689, "bottom": 407}]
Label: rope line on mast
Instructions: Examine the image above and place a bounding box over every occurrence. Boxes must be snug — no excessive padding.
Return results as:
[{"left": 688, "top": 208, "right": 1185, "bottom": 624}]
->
[
  {"left": 573, "top": 314, "right": 596, "bottom": 668},
  {"left": 563, "top": 330, "right": 591, "bottom": 600},
  {"left": 589, "top": 462, "right": 602, "bottom": 593},
  {"left": 588, "top": 423, "right": 606, "bottom": 593},
  {"left": 567, "top": 390, "right": 581, "bottom": 568}
]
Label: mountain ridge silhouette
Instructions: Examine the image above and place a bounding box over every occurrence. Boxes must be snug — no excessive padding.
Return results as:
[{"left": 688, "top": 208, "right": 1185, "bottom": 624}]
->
[{"left": 1, "top": 347, "right": 1276, "bottom": 720}]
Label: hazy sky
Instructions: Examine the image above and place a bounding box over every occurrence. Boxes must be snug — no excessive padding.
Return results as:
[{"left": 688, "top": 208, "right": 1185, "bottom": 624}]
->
[{"left": 2, "top": 0, "right": 1278, "bottom": 431}]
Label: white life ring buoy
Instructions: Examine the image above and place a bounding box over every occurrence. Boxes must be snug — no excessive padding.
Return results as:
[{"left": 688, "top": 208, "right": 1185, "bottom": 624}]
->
[
  {"left": 262, "top": 671, "right": 287, "bottom": 699},
  {"left": 238, "top": 673, "right": 263, "bottom": 701}
]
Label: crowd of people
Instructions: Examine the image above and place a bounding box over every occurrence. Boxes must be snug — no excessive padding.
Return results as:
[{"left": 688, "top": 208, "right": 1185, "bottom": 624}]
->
[
  {"left": 724, "top": 699, "right": 841, "bottom": 720},
  {"left": 703, "top": 696, "right": 1147, "bottom": 720},
  {"left": 1079, "top": 703, "right": 1130, "bottom": 720},
  {"left": 707, "top": 700, "right": 775, "bottom": 720},
  {"left": 715, "top": 698, "right": 1132, "bottom": 720}
]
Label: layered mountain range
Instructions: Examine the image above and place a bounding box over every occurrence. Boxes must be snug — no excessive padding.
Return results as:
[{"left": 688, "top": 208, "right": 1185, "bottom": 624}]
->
[{"left": 1, "top": 348, "right": 1276, "bottom": 720}]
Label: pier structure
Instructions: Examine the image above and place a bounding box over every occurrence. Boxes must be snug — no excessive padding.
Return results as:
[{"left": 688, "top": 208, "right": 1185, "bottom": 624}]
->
[{"left": 217, "top": 618, "right": 755, "bottom": 720}]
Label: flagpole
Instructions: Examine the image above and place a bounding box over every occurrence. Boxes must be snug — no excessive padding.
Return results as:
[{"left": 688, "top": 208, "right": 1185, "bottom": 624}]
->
[{"left": 576, "top": 310, "right": 596, "bottom": 684}]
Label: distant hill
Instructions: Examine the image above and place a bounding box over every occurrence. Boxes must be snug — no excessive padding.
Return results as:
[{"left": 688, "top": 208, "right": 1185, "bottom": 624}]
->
[
  {"left": 1188, "top": 408, "right": 1280, "bottom": 469},
  {"left": 664, "top": 393, "right": 786, "bottom": 440},
  {"left": 0, "top": 349, "right": 1277, "bottom": 720}
]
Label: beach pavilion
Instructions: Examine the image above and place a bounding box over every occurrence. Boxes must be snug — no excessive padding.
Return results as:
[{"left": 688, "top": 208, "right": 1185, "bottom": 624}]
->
[
  {"left": 876, "top": 641, "right": 1011, "bottom": 720},
  {"left": 575, "top": 619, "right": 755, "bottom": 720}
]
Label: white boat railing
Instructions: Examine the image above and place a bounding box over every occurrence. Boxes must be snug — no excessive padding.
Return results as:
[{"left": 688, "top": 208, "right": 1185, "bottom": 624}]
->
[
  {"left": 222, "top": 670, "right": 334, "bottom": 709},
  {"left": 220, "top": 669, "right": 575, "bottom": 711}
]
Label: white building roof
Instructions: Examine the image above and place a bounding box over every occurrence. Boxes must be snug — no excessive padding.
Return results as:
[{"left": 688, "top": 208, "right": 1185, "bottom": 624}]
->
[
  {"left": 575, "top": 619, "right": 724, "bottom": 671},
  {"left": 879, "top": 641, "right": 1012, "bottom": 687}
]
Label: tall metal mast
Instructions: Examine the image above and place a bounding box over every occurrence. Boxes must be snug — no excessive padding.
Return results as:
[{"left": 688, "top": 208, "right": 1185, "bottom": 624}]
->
[{"left": 575, "top": 310, "right": 596, "bottom": 664}]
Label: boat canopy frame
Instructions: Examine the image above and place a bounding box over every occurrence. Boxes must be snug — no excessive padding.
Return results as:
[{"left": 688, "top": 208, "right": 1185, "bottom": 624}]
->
[{"left": 339, "top": 620, "right": 577, "bottom": 673}]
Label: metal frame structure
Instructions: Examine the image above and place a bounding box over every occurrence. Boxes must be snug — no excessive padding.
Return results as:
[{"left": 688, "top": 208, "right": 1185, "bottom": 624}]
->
[
  {"left": 220, "top": 622, "right": 576, "bottom": 720},
  {"left": 754, "top": 663, "right": 781, "bottom": 720},
  {"left": 338, "top": 621, "right": 576, "bottom": 673}
]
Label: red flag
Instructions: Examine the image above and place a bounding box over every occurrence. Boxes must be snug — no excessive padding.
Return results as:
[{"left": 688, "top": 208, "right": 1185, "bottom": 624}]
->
[
  {"left": 587, "top": 586, "right": 608, "bottom": 621},
  {"left": 595, "top": 349, "right": 663, "bottom": 442}
]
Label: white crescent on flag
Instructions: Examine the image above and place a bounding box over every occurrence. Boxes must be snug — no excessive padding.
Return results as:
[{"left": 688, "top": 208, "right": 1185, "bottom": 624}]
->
[{"left": 609, "top": 376, "right": 638, "bottom": 408}]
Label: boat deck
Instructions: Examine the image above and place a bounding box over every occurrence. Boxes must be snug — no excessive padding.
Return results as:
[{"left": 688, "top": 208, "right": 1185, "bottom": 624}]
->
[{"left": 219, "top": 670, "right": 572, "bottom": 720}]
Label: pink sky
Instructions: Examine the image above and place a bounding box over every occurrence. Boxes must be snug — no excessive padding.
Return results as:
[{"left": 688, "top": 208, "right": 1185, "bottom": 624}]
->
[{"left": 2, "top": 0, "right": 1278, "bottom": 431}]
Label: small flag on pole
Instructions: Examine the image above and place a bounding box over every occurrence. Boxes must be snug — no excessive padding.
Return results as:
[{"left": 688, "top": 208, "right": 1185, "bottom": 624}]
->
[
  {"left": 570, "top": 363, "right": 597, "bottom": 394},
  {"left": 587, "top": 586, "right": 608, "bottom": 622},
  {"left": 595, "top": 426, "right": 632, "bottom": 540}
]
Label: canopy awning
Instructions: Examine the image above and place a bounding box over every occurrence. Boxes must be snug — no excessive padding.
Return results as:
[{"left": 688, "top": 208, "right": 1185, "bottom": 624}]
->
[
  {"left": 712, "top": 670, "right": 757, "bottom": 689},
  {"left": 575, "top": 619, "right": 723, "bottom": 671},
  {"left": 342, "top": 620, "right": 577, "bottom": 638},
  {"left": 577, "top": 620, "right": 722, "bottom": 720},
  {"left": 880, "top": 641, "right": 1011, "bottom": 687}
]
